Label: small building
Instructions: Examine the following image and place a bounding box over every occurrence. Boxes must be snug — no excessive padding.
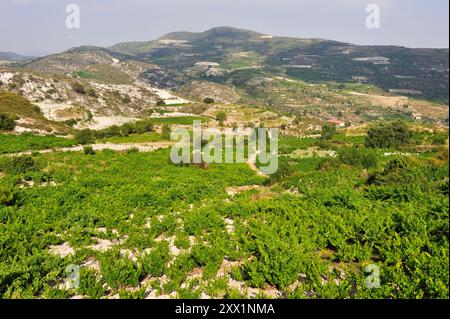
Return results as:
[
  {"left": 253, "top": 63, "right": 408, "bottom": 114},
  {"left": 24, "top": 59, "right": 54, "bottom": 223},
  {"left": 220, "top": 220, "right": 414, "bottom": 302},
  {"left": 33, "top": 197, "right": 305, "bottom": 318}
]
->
[{"left": 327, "top": 118, "right": 346, "bottom": 128}]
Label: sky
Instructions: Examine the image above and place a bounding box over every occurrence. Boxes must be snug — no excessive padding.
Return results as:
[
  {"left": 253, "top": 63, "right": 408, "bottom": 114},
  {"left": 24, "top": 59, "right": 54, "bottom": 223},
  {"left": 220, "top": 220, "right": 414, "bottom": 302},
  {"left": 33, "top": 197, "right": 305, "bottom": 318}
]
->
[{"left": 0, "top": 0, "right": 449, "bottom": 56}]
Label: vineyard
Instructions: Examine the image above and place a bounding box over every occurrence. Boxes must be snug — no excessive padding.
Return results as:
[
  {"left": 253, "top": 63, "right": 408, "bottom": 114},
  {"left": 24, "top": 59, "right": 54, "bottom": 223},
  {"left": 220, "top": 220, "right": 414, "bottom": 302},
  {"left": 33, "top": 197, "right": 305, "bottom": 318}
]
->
[{"left": 0, "top": 126, "right": 448, "bottom": 299}]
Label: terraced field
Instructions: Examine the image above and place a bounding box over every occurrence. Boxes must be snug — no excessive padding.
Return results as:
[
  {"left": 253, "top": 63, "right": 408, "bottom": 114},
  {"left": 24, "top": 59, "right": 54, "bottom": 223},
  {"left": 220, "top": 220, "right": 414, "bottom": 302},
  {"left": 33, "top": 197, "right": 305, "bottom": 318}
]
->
[{"left": 0, "top": 131, "right": 448, "bottom": 299}]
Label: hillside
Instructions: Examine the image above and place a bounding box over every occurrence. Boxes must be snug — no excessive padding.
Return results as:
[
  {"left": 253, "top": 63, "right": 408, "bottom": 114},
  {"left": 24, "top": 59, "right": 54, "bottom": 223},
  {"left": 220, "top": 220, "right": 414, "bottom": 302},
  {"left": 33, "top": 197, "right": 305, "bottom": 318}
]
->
[
  {"left": 0, "top": 51, "right": 33, "bottom": 63},
  {"left": 0, "top": 91, "right": 70, "bottom": 134},
  {"left": 0, "top": 27, "right": 446, "bottom": 135},
  {"left": 0, "top": 25, "right": 448, "bottom": 301},
  {"left": 111, "top": 27, "right": 449, "bottom": 104}
]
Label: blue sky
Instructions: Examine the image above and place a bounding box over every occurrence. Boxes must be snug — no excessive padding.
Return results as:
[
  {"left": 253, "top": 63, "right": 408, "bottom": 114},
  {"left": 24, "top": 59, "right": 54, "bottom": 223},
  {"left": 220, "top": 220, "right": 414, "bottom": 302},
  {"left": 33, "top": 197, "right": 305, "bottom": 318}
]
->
[{"left": 0, "top": 0, "right": 448, "bottom": 55}]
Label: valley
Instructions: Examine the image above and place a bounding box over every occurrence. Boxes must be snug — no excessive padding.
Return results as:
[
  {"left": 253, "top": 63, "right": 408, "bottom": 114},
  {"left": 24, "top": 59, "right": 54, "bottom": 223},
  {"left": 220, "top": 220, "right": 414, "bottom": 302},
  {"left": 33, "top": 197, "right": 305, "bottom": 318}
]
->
[{"left": 0, "top": 26, "right": 448, "bottom": 300}]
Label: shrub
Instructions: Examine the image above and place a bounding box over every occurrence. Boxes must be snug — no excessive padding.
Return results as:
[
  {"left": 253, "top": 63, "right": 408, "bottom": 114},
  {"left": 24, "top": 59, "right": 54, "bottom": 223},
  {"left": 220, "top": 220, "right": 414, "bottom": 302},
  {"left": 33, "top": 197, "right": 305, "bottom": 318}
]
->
[
  {"left": 75, "top": 129, "right": 94, "bottom": 145},
  {"left": 99, "top": 251, "right": 141, "bottom": 289},
  {"left": 120, "top": 123, "right": 134, "bottom": 137},
  {"left": 64, "top": 119, "right": 78, "bottom": 127},
  {"left": 139, "top": 242, "right": 171, "bottom": 277},
  {"left": 156, "top": 99, "right": 166, "bottom": 107},
  {"left": 83, "top": 146, "right": 96, "bottom": 155},
  {"left": 0, "top": 185, "right": 18, "bottom": 206},
  {"left": 32, "top": 105, "right": 42, "bottom": 114},
  {"left": 216, "top": 111, "right": 227, "bottom": 122},
  {"left": 133, "top": 120, "right": 154, "bottom": 134},
  {"left": 367, "top": 156, "right": 422, "bottom": 186},
  {"left": 71, "top": 82, "right": 86, "bottom": 94},
  {"left": 2, "top": 156, "right": 37, "bottom": 174},
  {"left": 265, "top": 157, "right": 295, "bottom": 185},
  {"left": 365, "top": 121, "right": 413, "bottom": 149},
  {"left": 77, "top": 268, "right": 106, "bottom": 298},
  {"left": 161, "top": 124, "right": 171, "bottom": 139},
  {"left": 337, "top": 147, "right": 379, "bottom": 169},
  {"left": 0, "top": 113, "right": 15, "bottom": 131},
  {"left": 321, "top": 124, "right": 336, "bottom": 140},
  {"left": 203, "top": 97, "right": 215, "bottom": 104}
]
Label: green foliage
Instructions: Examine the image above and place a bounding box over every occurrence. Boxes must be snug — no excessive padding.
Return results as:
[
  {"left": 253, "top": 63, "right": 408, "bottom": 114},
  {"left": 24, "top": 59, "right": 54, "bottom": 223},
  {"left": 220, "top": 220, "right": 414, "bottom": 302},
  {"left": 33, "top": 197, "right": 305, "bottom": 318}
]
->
[
  {"left": 0, "top": 113, "right": 15, "bottom": 131},
  {"left": 99, "top": 251, "right": 141, "bottom": 289},
  {"left": 204, "top": 97, "right": 215, "bottom": 104},
  {"left": 83, "top": 146, "right": 96, "bottom": 155},
  {"left": 216, "top": 111, "right": 227, "bottom": 123},
  {"left": 321, "top": 124, "right": 337, "bottom": 140},
  {"left": 139, "top": 241, "right": 171, "bottom": 277},
  {"left": 365, "top": 121, "right": 413, "bottom": 149},
  {"left": 0, "top": 133, "right": 447, "bottom": 299},
  {"left": 337, "top": 147, "right": 379, "bottom": 169},
  {"left": 265, "top": 157, "right": 295, "bottom": 185},
  {"left": 78, "top": 268, "right": 106, "bottom": 298},
  {"left": 94, "top": 120, "right": 155, "bottom": 139},
  {"left": 1, "top": 156, "right": 37, "bottom": 174},
  {"left": 0, "top": 133, "right": 76, "bottom": 154},
  {"left": 75, "top": 129, "right": 94, "bottom": 145},
  {"left": 161, "top": 124, "right": 171, "bottom": 140},
  {"left": 0, "top": 184, "right": 18, "bottom": 206}
]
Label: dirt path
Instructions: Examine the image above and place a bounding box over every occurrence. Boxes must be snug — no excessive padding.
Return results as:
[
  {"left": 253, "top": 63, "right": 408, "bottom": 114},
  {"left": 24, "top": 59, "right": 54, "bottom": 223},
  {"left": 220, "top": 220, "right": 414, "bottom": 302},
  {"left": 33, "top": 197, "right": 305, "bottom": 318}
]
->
[{"left": 3, "top": 141, "right": 175, "bottom": 157}]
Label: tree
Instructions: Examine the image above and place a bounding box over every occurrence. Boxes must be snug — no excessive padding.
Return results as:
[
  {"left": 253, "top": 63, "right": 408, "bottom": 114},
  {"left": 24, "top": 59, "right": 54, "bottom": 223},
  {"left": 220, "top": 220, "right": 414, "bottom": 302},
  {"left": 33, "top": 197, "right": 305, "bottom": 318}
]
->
[
  {"left": 75, "top": 129, "right": 94, "bottom": 145},
  {"left": 203, "top": 97, "right": 215, "bottom": 104},
  {"left": 120, "top": 123, "right": 134, "bottom": 137},
  {"left": 321, "top": 123, "right": 336, "bottom": 140},
  {"left": 365, "top": 121, "right": 413, "bottom": 149},
  {"left": 0, "top": 113, "right": 15, "bottom": 131}
]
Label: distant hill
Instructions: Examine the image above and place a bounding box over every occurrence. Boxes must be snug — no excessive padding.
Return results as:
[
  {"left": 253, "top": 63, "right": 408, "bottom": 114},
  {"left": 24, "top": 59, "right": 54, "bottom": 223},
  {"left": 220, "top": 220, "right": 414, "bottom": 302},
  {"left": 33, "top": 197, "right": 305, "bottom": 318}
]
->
[
  {"left": 0, "top": 26, "right": 448, "bottom": 132},
  {"left": 110, "top": 27, "right": 449, "bottom": 103},
  {"left": 0, "top": 51, "right": 33, "bottom": 62}
]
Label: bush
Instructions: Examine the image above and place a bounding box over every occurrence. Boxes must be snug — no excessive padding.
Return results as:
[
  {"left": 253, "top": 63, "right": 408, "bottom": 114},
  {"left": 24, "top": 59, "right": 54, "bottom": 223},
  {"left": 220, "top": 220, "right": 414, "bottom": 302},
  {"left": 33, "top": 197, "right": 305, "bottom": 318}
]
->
[
  {"left": 77, "top": 268, "right": 106, "bottom": 298},
  {"left": 365, "top": 121, "right": 413, "bottom": 149},
  {"left": 71, "top": 82, "right": 86, "bottom": 94},
  {"left": 64, "top": 119, "right": 78, "bottom": 127},
  {"left": 2, "top": 156, "right": 37, "bottom": 174},
  {"left": 321, "top": 124, "right": 336, "bottom": 140},
  {"left": 99, "top": 251, "right": 141, "bottom": 289},
  {"left": 139, "top": 242, "right": 171, "bottom": 277},
  {"left": 133, "top": 120, "right": 154, "bottom": 134},
  {"left": 156, "top": 99, "right": 166, "bottom": 107},
  {"left": 75, "top": 129, "right": 94, "bottom": 145},
  {"left": 161, "top": 124, "right": 171, "bottom": 140},
  {"left": 265, "top": 157, "right": 295, "bottom": 185},
  {"left": 337, "top": 147, "right": 379, "bottom": 169},
  {"left": 367, "top": 156, "right": 422, "bottom": 186},
  {"left": 0, "top": 185, "right": 18, "bottom": 206},
  {"left": 83, "top": 146, "right": 96, "bottom": 155},
  {"left": 120, "top": 123, "right": 134, "bottom": 137},
  {"left": 203, "top": 97, "right": 215, "bottom": 104},
  {"left": 216, "top": 111, "right": 227, "bottom": 122},
  {"left": 0, "top": 113, "right": 15, "bottom": 131}
]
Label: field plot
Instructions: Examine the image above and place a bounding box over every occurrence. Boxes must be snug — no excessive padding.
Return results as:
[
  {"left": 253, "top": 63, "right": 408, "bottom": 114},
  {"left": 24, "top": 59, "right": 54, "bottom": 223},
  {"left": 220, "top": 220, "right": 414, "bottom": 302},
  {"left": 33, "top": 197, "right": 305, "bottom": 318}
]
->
[{"left": 0, "top": 132, "right": 448, "bottom": 299}]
